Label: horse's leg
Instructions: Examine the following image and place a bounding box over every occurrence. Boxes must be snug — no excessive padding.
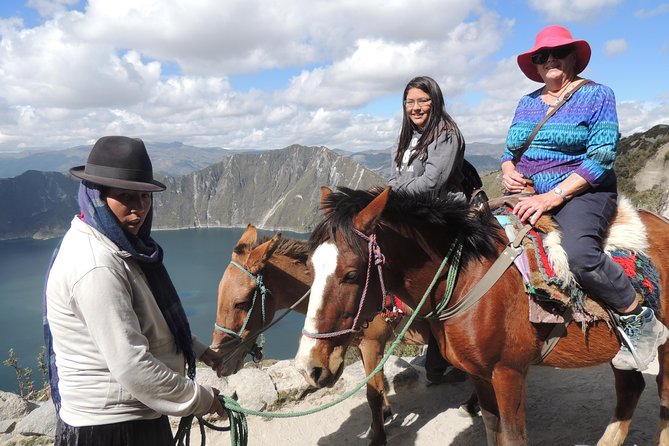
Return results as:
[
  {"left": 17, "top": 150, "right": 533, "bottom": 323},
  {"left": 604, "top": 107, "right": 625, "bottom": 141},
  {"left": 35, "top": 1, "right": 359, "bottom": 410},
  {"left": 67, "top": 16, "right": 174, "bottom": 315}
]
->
[
  {"left": 595, "top": 367, "right": 644, "bottom": 445},
  {"left": 490, "top": 366, "right": 529, "bottom": 445},
  {"left": 470, "top": 375, "right": 500, "bottom": 446},
  {"left": 357, "top": 334, "right": 390, "bottom": 446},
  {"left": 655, "top": 340, "right": 669, "bottom": 445}
]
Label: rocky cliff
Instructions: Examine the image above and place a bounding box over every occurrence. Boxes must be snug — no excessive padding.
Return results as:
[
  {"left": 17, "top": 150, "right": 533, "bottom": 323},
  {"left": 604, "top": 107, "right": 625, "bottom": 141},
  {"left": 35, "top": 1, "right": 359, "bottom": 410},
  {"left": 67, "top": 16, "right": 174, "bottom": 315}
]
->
[
  {"left": 154, "top": 144, "right": 385, "bottom": 232},
  {"left": 0, "top": 145, "right": 385, "bottom": 240}
]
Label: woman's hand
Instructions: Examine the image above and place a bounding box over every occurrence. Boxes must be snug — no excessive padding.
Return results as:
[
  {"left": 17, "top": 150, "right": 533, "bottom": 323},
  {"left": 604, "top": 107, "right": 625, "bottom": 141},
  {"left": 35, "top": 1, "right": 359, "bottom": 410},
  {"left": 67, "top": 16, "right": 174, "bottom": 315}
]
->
[
  {"left": 513, "top": 192, "right": 564, "bottom": 225},
  {"left": 208, "top": 388, "right": 227, "bottom": 418},
  {"left": 199, "top": 347, "right": 224, "bottom": 370},
  {"left": 501, "top": 160, "right": 529, "bottom": 193}
]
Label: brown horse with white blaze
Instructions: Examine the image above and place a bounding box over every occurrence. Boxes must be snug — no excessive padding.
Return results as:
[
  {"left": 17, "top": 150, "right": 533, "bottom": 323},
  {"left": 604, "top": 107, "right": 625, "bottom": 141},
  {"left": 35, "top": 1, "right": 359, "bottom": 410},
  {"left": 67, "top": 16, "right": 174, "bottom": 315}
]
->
[
  {"left": 211, "top": 224, "right": 431, "bottom": 446},
  {"left": 294, "top": 186, "right": 669, "bottom": 446}
]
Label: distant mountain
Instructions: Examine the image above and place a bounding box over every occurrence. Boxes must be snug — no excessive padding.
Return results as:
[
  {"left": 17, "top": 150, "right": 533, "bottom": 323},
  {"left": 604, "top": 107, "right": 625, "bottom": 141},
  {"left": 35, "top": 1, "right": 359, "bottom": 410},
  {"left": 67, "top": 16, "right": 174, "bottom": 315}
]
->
[
  {"left": 154, "top": 144, "right": 385, "bottom": 233},
  {"left": 3, "top": 126, "right": 666, "bottom": 240},
  {"left": 1, "top": 139, "right": 504, "bottom": 181},
  {"left": 0, "top": 142, "right": 244, "bottom": 178},
  {"left": 335, "top": 140, "right": 504, "bottom": 180},
  {"left": 0, "top": 170, "right": 79, "bottom": 239},
  {"left": 615, "top": 124, "right": 669, "bottom": 214},
  {"left": 0, "top": 145, "right": 385, "bottom": 240}
]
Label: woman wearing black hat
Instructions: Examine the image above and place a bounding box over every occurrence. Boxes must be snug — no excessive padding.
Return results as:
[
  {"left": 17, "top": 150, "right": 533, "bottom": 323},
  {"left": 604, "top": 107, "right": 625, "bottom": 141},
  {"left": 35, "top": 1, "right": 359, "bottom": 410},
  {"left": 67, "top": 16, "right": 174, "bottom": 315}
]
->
[
  {"left": 44, "top": 136, "right": 225, "bottom": 445},
  {"left": 501, "top": 25, "right": 668, "bottom": 371}
]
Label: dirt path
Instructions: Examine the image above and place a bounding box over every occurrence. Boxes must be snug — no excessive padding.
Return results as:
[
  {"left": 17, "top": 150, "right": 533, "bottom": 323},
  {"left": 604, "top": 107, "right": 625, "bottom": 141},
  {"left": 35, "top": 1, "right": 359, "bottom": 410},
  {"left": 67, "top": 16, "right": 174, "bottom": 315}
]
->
[{"left": 179, "top": 359, "right": 660, "bottom": 446}]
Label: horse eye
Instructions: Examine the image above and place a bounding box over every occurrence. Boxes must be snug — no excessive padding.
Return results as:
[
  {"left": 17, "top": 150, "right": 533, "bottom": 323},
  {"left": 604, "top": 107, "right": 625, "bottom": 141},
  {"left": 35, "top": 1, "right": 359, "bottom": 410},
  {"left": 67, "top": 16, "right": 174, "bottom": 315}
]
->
[
  {"left": 234, "top": 301, "right": 252, "bottom": 311},
  {"left": 343, "top": 271, "right": 358, "bottom": 283}
]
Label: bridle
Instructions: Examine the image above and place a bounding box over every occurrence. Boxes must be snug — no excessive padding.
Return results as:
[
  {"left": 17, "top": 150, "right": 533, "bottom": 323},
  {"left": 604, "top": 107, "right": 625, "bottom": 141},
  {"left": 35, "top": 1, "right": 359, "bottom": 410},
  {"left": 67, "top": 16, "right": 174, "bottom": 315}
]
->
[
  {"left": 211, "top": 260, "right": 271, "bottom": 363},
  {"left": 301, "top": 228, "right": 399, "bottom": 339},
  {"left": 212, "top": 260, "right": 311, "bottom": 364},
  {"left": 301, "top": 226, "right": 465, "bottom": 339}
]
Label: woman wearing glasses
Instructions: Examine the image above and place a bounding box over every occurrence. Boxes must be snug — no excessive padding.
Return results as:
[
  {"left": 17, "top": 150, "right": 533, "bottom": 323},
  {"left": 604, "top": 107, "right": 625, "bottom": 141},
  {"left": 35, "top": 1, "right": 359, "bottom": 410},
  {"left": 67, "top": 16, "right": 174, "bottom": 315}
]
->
[
  {"left": 501, "top": 25, "right": 668, "bottom": 371},
  {"left": 389, "top": 75, "right": 470, "bottom": 386},
  {"left": 389, "top": 76, "right": 466, "bottom": 200}
]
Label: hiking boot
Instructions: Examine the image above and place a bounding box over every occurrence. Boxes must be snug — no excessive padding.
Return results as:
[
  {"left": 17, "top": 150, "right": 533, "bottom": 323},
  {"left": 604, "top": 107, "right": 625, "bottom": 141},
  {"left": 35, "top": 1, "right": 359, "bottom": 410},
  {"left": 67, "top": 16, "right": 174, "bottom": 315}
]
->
[{"left": 611, "top": 306, "right": 669, "bottom": 371}]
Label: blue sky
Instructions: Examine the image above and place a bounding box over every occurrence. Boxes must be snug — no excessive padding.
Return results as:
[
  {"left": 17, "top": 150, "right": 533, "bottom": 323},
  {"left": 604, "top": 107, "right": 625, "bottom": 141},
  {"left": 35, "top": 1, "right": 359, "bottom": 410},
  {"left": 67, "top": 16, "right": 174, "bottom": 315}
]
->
[{"left": 0, "top": 0, "right": 667, "bottom": 152}]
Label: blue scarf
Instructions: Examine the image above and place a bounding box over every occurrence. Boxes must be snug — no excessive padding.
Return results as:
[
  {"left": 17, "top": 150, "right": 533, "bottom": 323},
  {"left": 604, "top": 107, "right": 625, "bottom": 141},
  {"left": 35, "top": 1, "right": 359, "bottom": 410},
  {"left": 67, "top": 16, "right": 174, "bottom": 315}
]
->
[{"left": 44, "top": 182, "right": 196, "bottom": 413}]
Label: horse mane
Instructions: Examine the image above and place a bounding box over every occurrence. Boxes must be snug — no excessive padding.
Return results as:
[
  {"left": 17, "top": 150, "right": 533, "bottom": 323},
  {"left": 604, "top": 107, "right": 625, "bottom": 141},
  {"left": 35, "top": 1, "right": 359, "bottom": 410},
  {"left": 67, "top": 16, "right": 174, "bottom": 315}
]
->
[
  {"left": 257, "top": 236, "right": 309, "bottom": 264},
  {"left": 309, "top": 187, "right": 504, "bottom": 266}
]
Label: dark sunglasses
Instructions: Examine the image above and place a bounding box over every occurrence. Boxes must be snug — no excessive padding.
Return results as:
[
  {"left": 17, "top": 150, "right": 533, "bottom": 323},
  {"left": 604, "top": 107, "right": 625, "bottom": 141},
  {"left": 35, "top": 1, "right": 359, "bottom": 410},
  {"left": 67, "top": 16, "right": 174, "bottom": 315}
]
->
[{"left": 530, "top": 45, "right": 573, "bottom": 65}]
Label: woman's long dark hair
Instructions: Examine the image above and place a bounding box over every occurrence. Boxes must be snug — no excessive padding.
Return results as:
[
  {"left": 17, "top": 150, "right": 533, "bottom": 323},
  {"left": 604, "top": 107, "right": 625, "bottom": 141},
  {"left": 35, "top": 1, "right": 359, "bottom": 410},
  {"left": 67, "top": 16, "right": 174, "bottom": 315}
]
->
[{"left": 395, "top": 76, "right": 463, "bottom": 168}]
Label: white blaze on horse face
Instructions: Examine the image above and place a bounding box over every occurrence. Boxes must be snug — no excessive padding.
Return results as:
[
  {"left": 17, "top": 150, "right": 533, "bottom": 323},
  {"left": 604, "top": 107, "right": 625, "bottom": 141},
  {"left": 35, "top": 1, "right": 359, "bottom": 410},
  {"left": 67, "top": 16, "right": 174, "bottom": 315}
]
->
[
  {"left": 295, "top": 241, "right": 339, "bottom": 375},
  {"left": 304, "top": 241, "right": 339, "bottom": 334}
]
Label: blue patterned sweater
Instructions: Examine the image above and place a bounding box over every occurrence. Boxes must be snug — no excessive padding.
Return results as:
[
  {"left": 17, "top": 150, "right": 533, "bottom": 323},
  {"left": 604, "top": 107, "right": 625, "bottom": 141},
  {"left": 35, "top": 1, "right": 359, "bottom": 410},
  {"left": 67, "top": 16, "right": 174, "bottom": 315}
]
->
[{"left": 502, "top": 82, "right": 620, "bottom": 193}]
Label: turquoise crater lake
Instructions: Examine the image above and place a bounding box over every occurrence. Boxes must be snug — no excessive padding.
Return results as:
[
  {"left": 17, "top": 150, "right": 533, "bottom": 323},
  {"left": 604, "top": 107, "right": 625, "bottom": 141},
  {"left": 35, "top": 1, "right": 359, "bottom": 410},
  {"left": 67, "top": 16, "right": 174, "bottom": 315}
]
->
[{"left": 0, "top": 227, "right": 307, "bottom": 393}]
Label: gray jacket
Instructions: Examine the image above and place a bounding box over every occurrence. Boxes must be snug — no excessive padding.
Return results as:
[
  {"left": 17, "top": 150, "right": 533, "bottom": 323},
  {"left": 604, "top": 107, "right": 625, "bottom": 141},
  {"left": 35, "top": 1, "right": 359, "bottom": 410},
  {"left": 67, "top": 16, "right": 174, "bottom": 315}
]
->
[{"left": 388, "top": 127, "right": 465, "bottom": 198}]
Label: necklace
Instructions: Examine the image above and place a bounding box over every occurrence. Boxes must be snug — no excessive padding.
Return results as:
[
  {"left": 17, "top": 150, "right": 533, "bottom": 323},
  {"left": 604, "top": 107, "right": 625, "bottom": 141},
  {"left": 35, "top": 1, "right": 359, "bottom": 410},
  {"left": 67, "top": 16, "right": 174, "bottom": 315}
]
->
[{"left": 544, "top": 81, "right": 572, "bottom": 106}]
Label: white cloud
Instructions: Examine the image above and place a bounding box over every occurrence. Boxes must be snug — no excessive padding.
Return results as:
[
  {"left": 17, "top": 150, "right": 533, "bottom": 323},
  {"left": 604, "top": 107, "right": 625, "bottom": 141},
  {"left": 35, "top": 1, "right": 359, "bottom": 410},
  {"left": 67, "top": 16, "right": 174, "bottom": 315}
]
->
[
  {"left": 27, "top": 0, "right": 80, "bottom": 18},
  {"left": 528, "top": 0, "right": 622, "bottom": 22},
  {"left": 618, "top": 99, "right": 669, "bottom": 136},
  {"left": 0, "top": 0, "right": 666, "bottom": 154},
  {"left": 634, "top": 3, "right": 669, "bottom": 19},
  {"left": 604, "top": 38, "right": 627, "bottom": 56}
]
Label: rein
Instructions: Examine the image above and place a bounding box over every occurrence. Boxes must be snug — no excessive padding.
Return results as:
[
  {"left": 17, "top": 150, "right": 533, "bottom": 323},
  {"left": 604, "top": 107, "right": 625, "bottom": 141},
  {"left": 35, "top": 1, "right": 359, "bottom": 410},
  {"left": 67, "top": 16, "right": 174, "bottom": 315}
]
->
[
  {"left": 185, "top": 223, "right": 536, "bottom": 446},
  {"left": 303, "top": 221, "right": 533, "bottom": 335},
  {"left": 212, "top": 260, "right": 311, "bottom": 363}
]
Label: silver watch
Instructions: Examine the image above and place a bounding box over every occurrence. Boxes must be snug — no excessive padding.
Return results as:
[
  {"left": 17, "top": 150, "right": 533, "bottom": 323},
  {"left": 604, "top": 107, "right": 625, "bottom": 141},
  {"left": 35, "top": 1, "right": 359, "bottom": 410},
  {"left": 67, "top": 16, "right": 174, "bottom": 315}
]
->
[{"left": 553, "top": 187, "right": 567, "bottom": 201}]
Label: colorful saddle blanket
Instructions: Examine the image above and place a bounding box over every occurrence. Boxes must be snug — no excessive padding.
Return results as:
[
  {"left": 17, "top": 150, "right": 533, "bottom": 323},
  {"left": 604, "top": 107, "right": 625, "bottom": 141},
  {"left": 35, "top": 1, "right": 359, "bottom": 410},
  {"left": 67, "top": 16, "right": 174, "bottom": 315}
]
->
[{"left": 494, "top": 206, "right": 660, "bottom": 324}]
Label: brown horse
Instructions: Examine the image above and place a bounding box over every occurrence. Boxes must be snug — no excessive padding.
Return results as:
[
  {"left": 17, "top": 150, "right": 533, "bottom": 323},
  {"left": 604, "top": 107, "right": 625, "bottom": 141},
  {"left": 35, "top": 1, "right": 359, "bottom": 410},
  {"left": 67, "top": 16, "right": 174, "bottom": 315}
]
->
[
  {"left": 211, "top": 224, "right": 432, "bottom": 446},
  {"left": 294, "top": 186, "right": 669, "bottom": 446}
]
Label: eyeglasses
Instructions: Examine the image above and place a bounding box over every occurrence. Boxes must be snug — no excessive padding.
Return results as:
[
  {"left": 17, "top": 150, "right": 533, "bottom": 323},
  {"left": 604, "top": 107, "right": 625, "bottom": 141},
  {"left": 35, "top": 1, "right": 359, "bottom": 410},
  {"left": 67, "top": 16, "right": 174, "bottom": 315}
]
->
[
  {"left": 404, "top": 98, "right": 432, "bottom": 108},
  {"left": 530, "top": 45, "right": 573, "bottom": 65}
]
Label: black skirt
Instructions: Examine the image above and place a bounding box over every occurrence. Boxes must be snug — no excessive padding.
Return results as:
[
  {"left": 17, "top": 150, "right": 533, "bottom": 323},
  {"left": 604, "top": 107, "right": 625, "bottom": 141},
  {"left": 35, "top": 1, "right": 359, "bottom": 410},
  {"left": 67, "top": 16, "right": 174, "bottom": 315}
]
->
[{"left": 55, "top": 415, "right": 173, "bottom": 446}]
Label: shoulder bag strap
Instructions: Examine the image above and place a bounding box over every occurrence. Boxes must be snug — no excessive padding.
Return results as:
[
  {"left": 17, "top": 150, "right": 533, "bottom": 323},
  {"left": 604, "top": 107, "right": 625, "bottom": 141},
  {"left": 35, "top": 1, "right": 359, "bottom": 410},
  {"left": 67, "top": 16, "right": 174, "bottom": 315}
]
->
[{"left": 513, "top": 79, "right": 591, "bottom": 162}]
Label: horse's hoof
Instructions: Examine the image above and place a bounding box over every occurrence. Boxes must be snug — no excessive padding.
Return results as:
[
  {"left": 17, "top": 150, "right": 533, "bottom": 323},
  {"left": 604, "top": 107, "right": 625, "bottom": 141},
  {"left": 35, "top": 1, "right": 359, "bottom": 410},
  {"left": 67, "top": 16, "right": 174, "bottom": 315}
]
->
[
  {"left": 458, "top": 401, "right": 481, "bottom": 418},
  {"left": 382, "top": 405, "right": 393, "bottom": 421}
]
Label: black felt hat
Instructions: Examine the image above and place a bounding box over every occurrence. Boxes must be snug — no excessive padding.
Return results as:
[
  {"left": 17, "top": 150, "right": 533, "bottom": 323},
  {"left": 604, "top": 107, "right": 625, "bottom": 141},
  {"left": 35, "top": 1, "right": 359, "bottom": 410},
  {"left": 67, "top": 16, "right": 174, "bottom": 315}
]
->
[{"left": 70, "top": 136, "right": 166, "bottom": 192}]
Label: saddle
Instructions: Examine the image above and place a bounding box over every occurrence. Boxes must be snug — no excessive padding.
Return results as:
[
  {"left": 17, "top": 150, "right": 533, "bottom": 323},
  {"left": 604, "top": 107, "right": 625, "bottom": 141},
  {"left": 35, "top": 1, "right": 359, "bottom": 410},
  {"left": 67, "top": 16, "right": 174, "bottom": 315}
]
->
[{"left": 492, "top": 196, "right": 661, "bottom": 325}]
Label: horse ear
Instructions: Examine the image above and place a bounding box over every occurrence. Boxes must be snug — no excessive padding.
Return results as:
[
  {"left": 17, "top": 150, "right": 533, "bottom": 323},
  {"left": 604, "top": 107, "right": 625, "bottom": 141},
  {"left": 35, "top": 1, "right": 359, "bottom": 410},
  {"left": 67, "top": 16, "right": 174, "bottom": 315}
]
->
[
  {"left": 320, "top": 186, "right": 334, "bottom": 215},
  {"left": 353, "top": 187, "right": 391, "bottom": 234},
  {"left": 246, "top": 231, "right": 282, "bottom": 275},
  {"left": 232, "top": 224, "right": 257, "bottom": 262}
]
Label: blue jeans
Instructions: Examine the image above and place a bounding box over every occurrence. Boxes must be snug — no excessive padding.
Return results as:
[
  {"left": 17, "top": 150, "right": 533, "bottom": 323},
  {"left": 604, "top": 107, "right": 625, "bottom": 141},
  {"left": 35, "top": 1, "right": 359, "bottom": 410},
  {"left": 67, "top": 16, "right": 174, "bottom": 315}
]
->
[{"left": 552, "top": 187, "right": 636, "bottom": 310}]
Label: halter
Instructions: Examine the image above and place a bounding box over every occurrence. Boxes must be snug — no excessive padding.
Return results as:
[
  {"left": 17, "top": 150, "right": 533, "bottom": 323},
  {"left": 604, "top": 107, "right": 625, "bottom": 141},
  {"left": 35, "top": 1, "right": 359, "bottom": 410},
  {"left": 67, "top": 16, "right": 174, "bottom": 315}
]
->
[
  {"left": 302, "top": 228, "right": 387, "bottom": 339},
  {"left": 212, "top": 260, "right": 270, "bottom": 362},
  {"left": 302, "top": 227, "right": 465, "bottom": 339}
]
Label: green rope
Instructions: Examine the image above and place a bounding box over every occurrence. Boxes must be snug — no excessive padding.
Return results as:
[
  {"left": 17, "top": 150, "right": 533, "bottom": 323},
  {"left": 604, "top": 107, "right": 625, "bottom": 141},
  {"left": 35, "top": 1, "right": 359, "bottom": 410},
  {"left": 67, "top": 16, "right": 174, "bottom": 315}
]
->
[
  {"left": 422, "top": 235, "right": 463, "bottom": 319},
  {"left": 208, "top": 235, "right": 462, "bottom": 446}
]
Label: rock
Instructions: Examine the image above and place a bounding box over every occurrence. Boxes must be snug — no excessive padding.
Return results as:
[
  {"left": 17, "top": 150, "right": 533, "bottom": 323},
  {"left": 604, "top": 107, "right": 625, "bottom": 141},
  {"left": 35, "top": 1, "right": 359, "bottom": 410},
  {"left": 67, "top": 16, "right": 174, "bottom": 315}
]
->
[
  {"left": 0, "top": 356, "right": 423, "bottom": 445},
  {"left": 266, "top": 360, "right": 311, "bottom": 403},
  {"left": 225, "top": 368, "right": 278, "bottom": 412},
  {"left": 14, "top": 402, "right": 57, "bottom": 436},
  {"left": 0, "top": 392, "right": 38, "bottom": 420},
  {"left": 0, "top": 419, "right": 16, "bottom": 433}
]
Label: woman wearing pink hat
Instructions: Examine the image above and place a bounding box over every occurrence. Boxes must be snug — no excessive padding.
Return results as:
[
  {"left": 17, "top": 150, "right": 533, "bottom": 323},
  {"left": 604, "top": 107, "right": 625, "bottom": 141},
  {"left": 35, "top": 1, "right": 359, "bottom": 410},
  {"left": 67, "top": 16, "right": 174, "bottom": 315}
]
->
[{"left": 500, "top": 25, "right": 668, "bottom": 371}]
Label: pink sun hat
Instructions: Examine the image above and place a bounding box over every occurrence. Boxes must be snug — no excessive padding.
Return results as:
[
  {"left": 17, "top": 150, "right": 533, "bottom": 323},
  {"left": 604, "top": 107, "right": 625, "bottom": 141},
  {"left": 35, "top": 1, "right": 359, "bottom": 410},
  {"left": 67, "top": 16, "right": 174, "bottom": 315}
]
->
[{"left": 517, "top": 25, "right": 591, "bottom": 83}]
